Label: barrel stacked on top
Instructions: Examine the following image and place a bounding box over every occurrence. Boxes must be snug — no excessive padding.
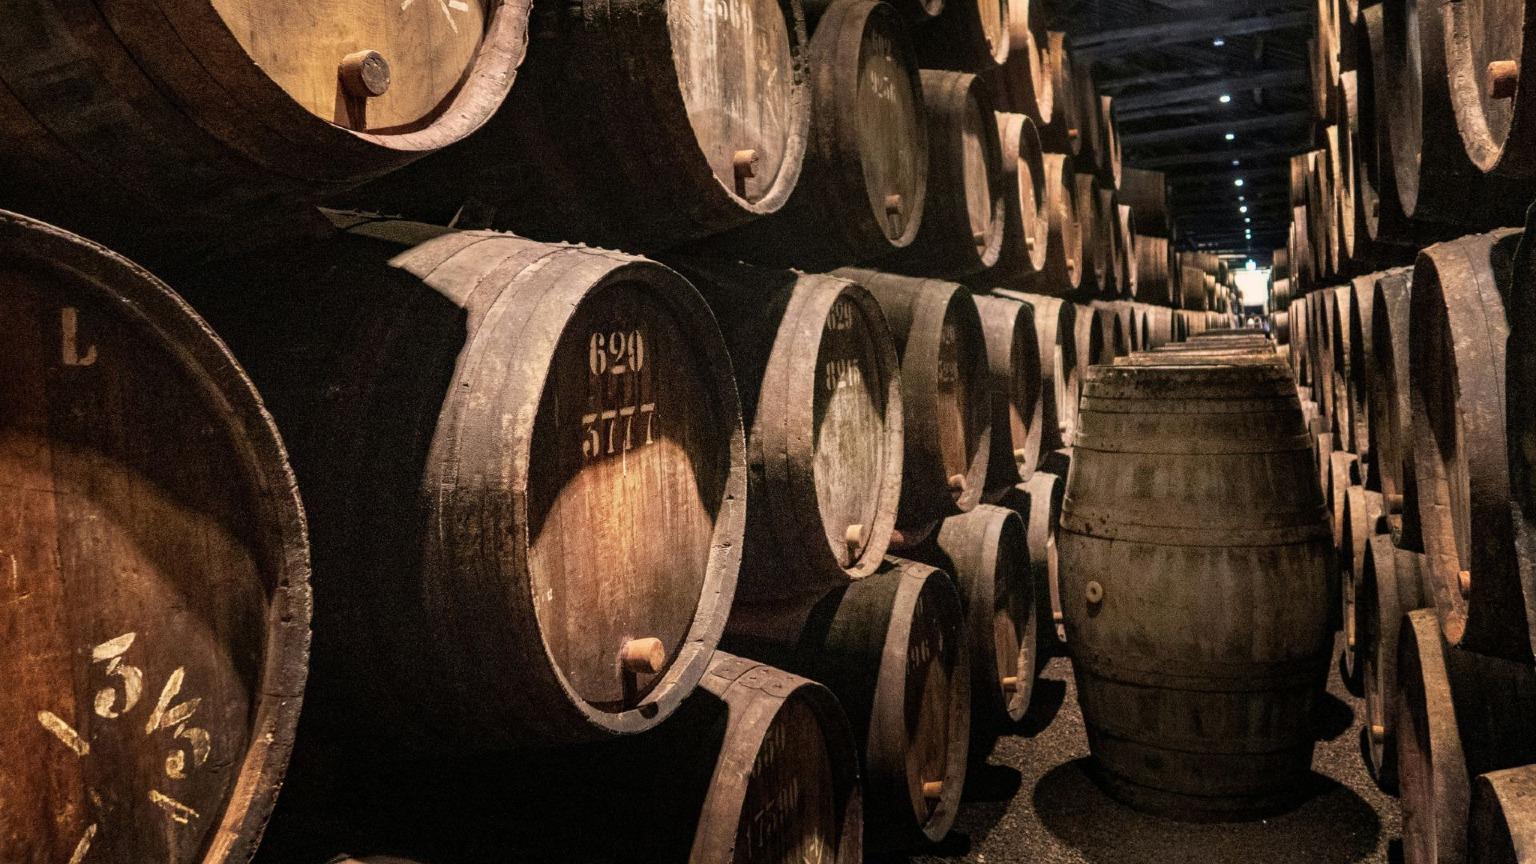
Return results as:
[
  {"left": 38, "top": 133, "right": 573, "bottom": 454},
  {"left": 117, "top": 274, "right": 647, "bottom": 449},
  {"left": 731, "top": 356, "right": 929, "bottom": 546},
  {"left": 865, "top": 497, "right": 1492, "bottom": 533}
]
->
[{"left": 0, "top": 0, "right": 1213, "bottom": 860}]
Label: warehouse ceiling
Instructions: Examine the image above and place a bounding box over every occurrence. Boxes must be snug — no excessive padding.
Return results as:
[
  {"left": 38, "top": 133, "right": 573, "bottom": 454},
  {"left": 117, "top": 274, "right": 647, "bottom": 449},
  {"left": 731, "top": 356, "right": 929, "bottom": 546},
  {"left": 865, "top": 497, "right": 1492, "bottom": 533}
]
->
[{"left": 1045, "top": 0, "right": 1314, "bottom": 259}]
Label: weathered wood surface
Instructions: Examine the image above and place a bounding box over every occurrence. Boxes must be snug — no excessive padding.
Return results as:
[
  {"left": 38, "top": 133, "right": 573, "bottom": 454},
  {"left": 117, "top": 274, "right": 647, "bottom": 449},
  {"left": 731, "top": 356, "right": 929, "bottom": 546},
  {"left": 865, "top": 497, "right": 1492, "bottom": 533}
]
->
[
  {"left": 1359, "top": 537, "right": 1426, "bottom": 794},
  {"left": 1409, "top": 229, "right": 1529, "bottom": 661},
  {"left": 0, "top": 210, "right": 312, "bottom": 864},
  {"left": 724, "top": 558, "right": 970, "bottom": 849},
  {"left": 183, "top": 215, "right": 747, "bottom": 749},
  {"left": 993, "top": 112, "right": 1051, "bottom": 279},
  {"left": 992, "top": 1, "right": 1051, "bottom": 125},
  {"left": 673, "top": 262, "right": 903, "bottom": 601},
  {"left": 1366, "top": 267, "right": 1420, "bottom": 547},
  {"left": 882, "top": 71, "right": 1005, "bottom": 278},
  {"left": 1469, "top": 764, "right": 1536, "bottom": 864},
  {"left": 1038, "top": 33, "right": 1081, "bottom": 154},
  {"left": 1061, "top": 361, "right": 1332, "bottom": 819},
  {"left": 699, "top": 0, "right": 927, "bottom": 268},
  {"left": 1397, "top": 609, "right": 1536, "bottom": 864},
  {"left": 1441, "top": 0, "right": 1536, "bottom": 177},
  {"left": 836, "top": 269, "right": 993, "bottom": 528},
  {"left": 0, "top": 0, "right": 530, "bottom": 262},
  {"left": 1036, "top": 153, "right": 1084, "bottom": 294},
  {"left": 991, "top": 290, "right": 1076, "bottom": 453},
  {"left": 341, "top": 0, "right": 812, "bottom": 249},
  {"left": 972, "top": 295, "right": 1043, "bottom": 490},
  {"left": 1340, "top": 485, "right": 1386, "bottom": 689}
]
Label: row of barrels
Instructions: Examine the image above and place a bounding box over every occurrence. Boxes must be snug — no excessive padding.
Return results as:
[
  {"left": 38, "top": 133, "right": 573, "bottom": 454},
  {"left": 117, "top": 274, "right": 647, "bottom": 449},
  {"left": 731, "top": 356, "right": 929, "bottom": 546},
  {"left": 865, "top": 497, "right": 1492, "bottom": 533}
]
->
[
  {"left": 1059, "top": 331, "right": 1333, "bottom": 819},
  {"left": 0, "top": 205, "right": 1225, "bottom": 862},
  {"left": 0, "top": 0, "right": 1186, "bottom": 316},
  {"left": 1282, "top": 216, "right": 1536, "bottom": 863},
  {"left": 1291, "top": 0, "right": 1536, "bottom": 292}
]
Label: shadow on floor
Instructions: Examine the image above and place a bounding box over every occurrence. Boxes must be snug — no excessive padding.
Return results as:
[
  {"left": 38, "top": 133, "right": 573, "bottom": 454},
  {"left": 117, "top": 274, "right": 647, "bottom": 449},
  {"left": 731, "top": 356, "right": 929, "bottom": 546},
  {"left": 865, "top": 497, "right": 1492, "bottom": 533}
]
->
[
  {"left": 1315, "top": 691, "right": 1358, "bottom": 742},
  {"left": 1030, "top": 758, "right": 1382, "bottom": 864}
]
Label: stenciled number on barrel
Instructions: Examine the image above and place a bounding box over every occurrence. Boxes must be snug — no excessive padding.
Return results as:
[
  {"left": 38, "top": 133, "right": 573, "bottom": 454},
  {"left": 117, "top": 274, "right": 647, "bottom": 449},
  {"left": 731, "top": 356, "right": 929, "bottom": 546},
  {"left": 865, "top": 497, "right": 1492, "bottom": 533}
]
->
[
  {"left": 59, "top": 307, "right": 98, "bottom": 368},
  {"left": 35, "top": 632, "right": 217, "bottom": 860},
  {"left": 582, "top": 329, "right": 657, "bottom": 461}
]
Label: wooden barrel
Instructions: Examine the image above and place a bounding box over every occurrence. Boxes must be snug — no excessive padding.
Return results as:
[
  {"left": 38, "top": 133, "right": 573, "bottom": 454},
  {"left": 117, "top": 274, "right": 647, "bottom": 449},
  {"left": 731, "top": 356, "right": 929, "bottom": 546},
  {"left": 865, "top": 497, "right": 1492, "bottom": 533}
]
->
[
  {"left": 1367, "top": 267, "right": 1420, "bottom": 547},
  {"left": 698, "top": 0, "right": 927, "bottom": 269},
  {"left": 1060, "top": 362, "right": 1332, "bottom": 819},
  {"left": 1347, "top": 271, "right": 1380, "bottom": 479},
  {"left": 1408, "top": 229, "right": 1530, "bottom": 661},
  {"left": 1442, "top": 0, "right": 1536, "bottom": 177},
  {"left": 0, "top": 0, "right": 530, "bottom": 261},
  {"left": 992, "top": 290, "right": 1077, "bottom": 452},
  {"left": 1072, "top": 68, "right": 1102, "bottom": 182},
  {"left": 1328, "top": 284, "right": 1359, "bottom": 454},
  {"left": 1038, "top": 33, "right": 1080, "bottom": 154},
  {"left": 724, "top": 558, "right": 970, "bottom": 849},
  {"left": 995, "top": 112, "right": 1051, "bottom": 278},
  {"left": 272, "top": 651, "right": 865, "bottom": 864},
  {"left": 669, "top": 263, "right": 904, "bottom": 601},
  {"left": 1090, "top": 301, "right": 1130, "bottom": 360},
  {"left": 883, "top": 71, "right": 1006, "bottom": 278},
  {"left": 1380, "top": 0, "right": 1535, "bottom": 227},
  {"left": 1019, "top": 471, "right": 1066, "bottom": 647},
  {"left": 1120, "top": 168, "right": 1170, "bottom": 239},
  {"left": 836, "top": 270, "right": 993, "bottom": 527},
  {"left": 973, "top": 295, "right": 1044, "bottom": 491},
  {"left": 184, "top": 217, "right": 747, "bottom": 748},
  {"left": 1097, "top": 95, "right": 1123, "bottom": 190},
  {"left": 1075, "top": 173, "right": 1109, "bottom": 296},
  {"left": 916, "top": 0, "right": 1010, "bottom": 71},
  {"left": 0, "top": 211, "right": 312, "bottom": 862},
  {"left": 1340, "top": 485, "right": 1387, "bottom": 688},
  {"left": 342, "top": 0, "right": 812, "bottom": 250},
  {"left": 1470, "top": 764, "right": 1536, "bottom": 863},
  {"left": 1330, "top": 453, "right": 1361, "bottom": 568},
  {"left": 1397, "top": 609, "right": 1536, "bottom": 864},
  {"left": 910, "top": 505, "right": 1036, "bottom": 738},
  {"left": 993, "top": 2, "right": 1052, "bottom": 124},
  {"left": 1114, "top": 204, "right": 1139, "bottom": 299},
  {"left": 1359, "top": 537, "right": 1427, "bottom": 793},
  {"left": 1038, "top": 153, "right": 1084, "bottom": 293}
]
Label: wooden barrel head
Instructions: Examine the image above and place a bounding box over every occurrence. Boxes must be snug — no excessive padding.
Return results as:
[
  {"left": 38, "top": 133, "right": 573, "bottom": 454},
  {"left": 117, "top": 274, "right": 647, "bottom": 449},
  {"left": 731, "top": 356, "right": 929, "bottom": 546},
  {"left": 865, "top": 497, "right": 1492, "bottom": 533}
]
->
[
  {"left": 209, "top": 0, "right": 491, "bottom": 131},
  {"left": 727, "top": 693, "right": 839, "bottom": 863},
  {"left": 854, "top": 6, "right": 927, "bottom": 247},
  {"left": 0, "top": 212, "right": 310, "bottom": 863},
  {"left": 1469, "top": 765, "right": 1536, "bottom": 864},
  {"left": 529, "top": 272, "right": 738, "bottom": 710},
  {"left": 1443, "top": 0, "right": 1533, "bottom": 176},
  {"left": 669, "top": 0, "right": 798, "bottom": 203},
  {"left": 1396, "top": 607, "right": 1470, "bottom": 864},
  {"left": 973, "top": 295, "right": 1042, "bottom": 489}
]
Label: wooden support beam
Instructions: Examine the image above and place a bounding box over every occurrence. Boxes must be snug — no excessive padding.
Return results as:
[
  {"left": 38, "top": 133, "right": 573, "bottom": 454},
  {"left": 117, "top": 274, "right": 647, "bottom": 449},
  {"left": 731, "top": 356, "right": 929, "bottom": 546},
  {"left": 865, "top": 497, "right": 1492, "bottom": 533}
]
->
[
  {"left": 1072, "top": 10, "right": 1312, "bottom": 59},
  {"left": 1113, "top": 68, "right": 1309, "bottom": 114},
  {"left": 1120, "top": 110, "right": 1311, "bottom": 148},
  {"left": 1136, "top": 142, "right": 1308, "bottom": 169}
]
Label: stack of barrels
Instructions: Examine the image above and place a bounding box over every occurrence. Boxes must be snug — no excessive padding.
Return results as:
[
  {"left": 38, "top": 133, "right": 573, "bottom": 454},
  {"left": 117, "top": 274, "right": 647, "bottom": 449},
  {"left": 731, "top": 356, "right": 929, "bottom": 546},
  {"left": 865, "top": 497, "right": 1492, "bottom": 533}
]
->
[
  {"left": 1058, "top": 330, "right": 1333, "bottom": 819},
  {"left": 0, "top": 1, "right": 1225, "bottom": 861},
  {"left": 1282, "top": 4, "right": 1536, "bottom": 862}
]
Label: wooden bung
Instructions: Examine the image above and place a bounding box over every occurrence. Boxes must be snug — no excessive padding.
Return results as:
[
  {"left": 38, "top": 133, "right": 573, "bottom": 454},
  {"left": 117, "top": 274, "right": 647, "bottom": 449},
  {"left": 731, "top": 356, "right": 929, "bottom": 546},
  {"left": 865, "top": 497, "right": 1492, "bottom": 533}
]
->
[
  {"left": 179, "top": 214, "right": 747, "bottom": 750},
  {"left": 0, "top": 210, "right": 311, "bottom": 863}
]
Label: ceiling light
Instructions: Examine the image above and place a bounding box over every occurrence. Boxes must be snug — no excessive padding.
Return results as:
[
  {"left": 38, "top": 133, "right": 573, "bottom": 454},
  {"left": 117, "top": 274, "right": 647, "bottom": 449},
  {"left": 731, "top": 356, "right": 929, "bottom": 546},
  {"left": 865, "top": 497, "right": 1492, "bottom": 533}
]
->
[
  {"left": 1225, "top": 132, "right": 1236, "bottom": 141},
  {"left": 1238, "top": 195, "right": 1246, "bottom": 201},
  {"left": 1240, "top": 205, "right": 1248, "bottom": 213},
  {"left": 1232, "top": 159, "right": 1241, "bottom": 166},
  {"left": 1219, "top": 94, "right": 1232, "bottom": 103},
  {"left": 1213, "top": 37, "right": 1226, "bottom": 46},
  {"left": 1245, "top": 217, "right": 1251, "bottom": 223},
  {"left": 1234, "top": 178, "right": 1246, "bottom": 187}
]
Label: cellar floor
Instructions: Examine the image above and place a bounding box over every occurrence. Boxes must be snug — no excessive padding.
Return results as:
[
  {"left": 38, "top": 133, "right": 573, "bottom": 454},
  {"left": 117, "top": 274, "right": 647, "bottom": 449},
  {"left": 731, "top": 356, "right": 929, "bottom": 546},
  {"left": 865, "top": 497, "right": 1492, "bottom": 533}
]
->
[{"left": 898, "top": 635, "right": 1399, "bottom": 864}]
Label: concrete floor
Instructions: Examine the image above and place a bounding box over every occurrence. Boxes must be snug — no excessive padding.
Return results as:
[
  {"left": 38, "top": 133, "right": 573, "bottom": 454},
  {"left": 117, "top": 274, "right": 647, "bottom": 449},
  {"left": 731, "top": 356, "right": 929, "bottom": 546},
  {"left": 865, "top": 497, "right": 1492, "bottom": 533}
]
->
[{"left": 896, "top": 637, "right": 1401, "bottom": 864}]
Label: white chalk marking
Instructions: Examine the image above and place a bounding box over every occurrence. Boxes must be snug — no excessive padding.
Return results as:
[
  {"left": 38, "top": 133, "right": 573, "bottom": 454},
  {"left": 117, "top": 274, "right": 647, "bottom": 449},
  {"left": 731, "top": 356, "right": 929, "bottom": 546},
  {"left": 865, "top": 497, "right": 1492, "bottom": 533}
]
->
[
  {"left": 148, "top": 789, "right": 199, "bottom": 825},
  {"left": 37, "top": 711, "right": 89, "bottom": 757},
  {"left": 91, "top": 633, "right": 134, "bottom": 662},
  {"left": 60, "top": 308, "right": 98, "bottom": 367},
  {"left": 67, "top": 823, "right": 96, "bottom": 864}
]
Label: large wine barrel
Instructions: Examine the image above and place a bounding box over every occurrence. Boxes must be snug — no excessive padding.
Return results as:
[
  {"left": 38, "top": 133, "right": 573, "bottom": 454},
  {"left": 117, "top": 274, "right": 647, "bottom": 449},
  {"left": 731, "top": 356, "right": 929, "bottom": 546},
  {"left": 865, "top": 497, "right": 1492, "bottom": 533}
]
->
[
  {"left": 1090, "top": 301, "right": 1130, "bottom": 359},
  {"left": 1019, "top": 471, "right": 1065, "bottom": 647},
  {"left": 1359, "top": 536, "right": 1427, "bottom": 793},
  {"left": 724, "top": 558, "right": 969, "bottom": 849},
  {"left": 1113, "top": 203, "right": 1138, "bottom": 300},
  {"left": 917, "top": 0, "right": 1010, "bottom": 70},
  {"left": 1470, "top": 764, "right": 1536, "bottom": 864},
  {"left": 1328, "top": 284, "right": 1358, "bottom": 454},
  {"left": 268, "top": 652, "right": 864, "bottom": 864},
  {"left": 995, "top": 112, "right": 1051, "bottom": 279},
  {"left": 993, "top": 2, "right": 1051, "bottom": 124},
  {"left": 1442, "top": 0, "right": 1535, "bottom": 177},
  {"left": 991, "top": 290, "right": 1077, "bottom": 452},
  {"left": 185, "top": 216, "right": 746, "bottom": 748},
  {"left": 1120, "top": 168, "right": 1170, "bottom": 239},
  {"left": 1397, "top": 609, "right": 1536, "bottom": 864},
  {"left": 1340, "top": 485, "right": 1387, "bottom": 687},
  {"left": 1076, "top": 173, "right": 1109, "bottom": 295},
  {"left": 0, "top": 211, "right": 312, "bottom": 862},
  {"left": 670, "top": 263, "right": 903, "bottom": 601},
  {"left": 1038, "top": 33, "right": 1081, "bottom": 153},
  {"left": 341, "top": 0, "right": 811, "bottom": 249},
  {"left": 910, "top": 505, "right": 1036, "bottom": 738},
  {"left": 1367, "top": 267, "right": 1420, "bottom": 547},
  {"left": 1097, "top": 95, "right": 1123, "bottom": 190},
  {"left": 1133, "top": 236, "right": 1170, "bottom": 306},
  {"left": 883, "top": 71, "right": 1006, "bottom": 278},
  {"left": 1060, "top": 362, "right": 1332, "bottom": 819},
  {"left": 1408, "top": 229, "right": 1530, "bottom": 661},
  {"left": 1380, "top": 0, "right": 1535, "bottom": 227},
  {"left": 836, "top": 270, "right": 993, "bottom": 527},
  {"left": 1038, "top": 153, "right": 1084, "bottom": 293},
  {"left": 0, "top": 0, "right": 530, "bottom": 261},
  {"left": 973, "top": 295, "right": 1044, "bottom": 490},
  {"left": 697, "top": 0, "right": 926, "bottom": 269},
  {"left": 1347, "top": 271, "right": 1380, "bottom": 480}
]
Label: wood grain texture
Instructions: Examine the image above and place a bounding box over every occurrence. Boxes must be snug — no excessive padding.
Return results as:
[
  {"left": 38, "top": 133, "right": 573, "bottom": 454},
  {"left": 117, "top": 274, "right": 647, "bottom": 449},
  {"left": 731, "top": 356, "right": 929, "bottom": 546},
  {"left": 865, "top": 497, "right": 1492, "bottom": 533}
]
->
[
  {"left": 0, "top": 210, "right": 311, "bottom": 864},
  {"left": 992, "top": 112, "right": 1050, "bottom": 279},
  {"left": 1442, "top": 0, "right": 1536, "bottom": 176},
  {"left": 1408, "top": 229, "right": 1530, "bottom": 661},
  {"left": 881, "top": 71, "right": 1005, "bottom": 279},
  {"left": 991, "top": 23, "right": 1051, "bottom": 125},
  {"left": 1359, "top": 539, "right": 1427, "bottom": 793},
  {"left": 1469, "top": 764, "right": 1536, "bottom": 864},
  {"left": 181, "top": 216, "right": 746, "bottom": 748},
  {"left": 671, "top": 262, "right": 903, "bottom": 600},
  {"left": 722, "top": 558, "right": 969, "bottom": 850},
  {"left": 836, "top": 269, "right": 992, "bottom": 528},
  {"left": 991, "top": 290, "right": 1075, "bottom": 454},
  {"left": 972, "top": 295, "right": 1042, "bottom": 491},
  {"left": 0, "top": 0, "right": 528, "bottom": 258},
  {"left": 696, "top": 0, "right": 928, "bottom": 268},
  {"left": 1037, "top": 153, "right": 1083, "bottom": 294},
  {"left": 1060, "top": 361, "right": 1333, "bottom": 819},
  {"left": 1038, "top": 33, "right": 1080, "bottom": 154},
  {"left": 1366, "top": 268, "right": 1421, "bottom": 548}
]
